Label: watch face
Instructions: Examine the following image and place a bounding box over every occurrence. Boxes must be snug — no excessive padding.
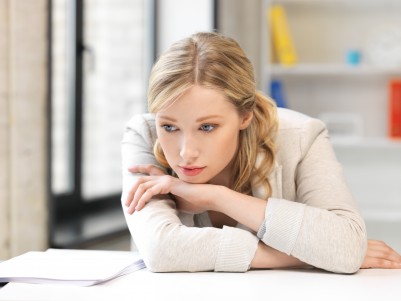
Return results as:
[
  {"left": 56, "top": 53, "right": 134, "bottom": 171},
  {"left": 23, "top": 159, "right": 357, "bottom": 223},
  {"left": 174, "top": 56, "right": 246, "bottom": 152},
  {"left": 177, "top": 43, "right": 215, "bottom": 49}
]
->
[{"left": 366, "top": 26, "right": 401, "bottom": 67}]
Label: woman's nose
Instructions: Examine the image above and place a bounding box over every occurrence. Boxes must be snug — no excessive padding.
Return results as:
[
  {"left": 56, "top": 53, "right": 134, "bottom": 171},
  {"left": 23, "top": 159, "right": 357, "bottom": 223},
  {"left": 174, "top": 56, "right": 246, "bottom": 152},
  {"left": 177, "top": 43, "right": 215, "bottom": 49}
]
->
[{"left": 179, "top": 135, "right": 200, "bottom": 161}]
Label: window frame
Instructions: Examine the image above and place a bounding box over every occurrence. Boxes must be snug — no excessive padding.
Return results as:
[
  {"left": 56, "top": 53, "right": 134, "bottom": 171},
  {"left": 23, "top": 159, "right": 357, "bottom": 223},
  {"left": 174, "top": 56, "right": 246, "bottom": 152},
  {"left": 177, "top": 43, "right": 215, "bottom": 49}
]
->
[{"left": 49, "top": 0, "right": 219, "bottom": 249}]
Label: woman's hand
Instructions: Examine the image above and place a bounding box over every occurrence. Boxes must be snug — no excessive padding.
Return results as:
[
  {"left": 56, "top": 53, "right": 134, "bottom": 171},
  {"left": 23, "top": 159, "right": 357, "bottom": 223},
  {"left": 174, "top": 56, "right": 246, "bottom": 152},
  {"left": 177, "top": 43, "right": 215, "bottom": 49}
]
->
[
  {"left": 361, "top": 240, "right": 401, "bottom": 269},
  {"left": 125, "top": 164, "right": 211, "bottom": 214}
]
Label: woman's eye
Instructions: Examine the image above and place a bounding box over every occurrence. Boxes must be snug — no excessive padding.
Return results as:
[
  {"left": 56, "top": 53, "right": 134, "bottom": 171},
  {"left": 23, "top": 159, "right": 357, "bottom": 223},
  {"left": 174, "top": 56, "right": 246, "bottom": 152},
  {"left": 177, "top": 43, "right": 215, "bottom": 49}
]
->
[
  {"left": 162, "top": 124, "right": 178, "bottom": 132},
  {"left": 200, "top": 124, "right": 215, "bottom": 132}
]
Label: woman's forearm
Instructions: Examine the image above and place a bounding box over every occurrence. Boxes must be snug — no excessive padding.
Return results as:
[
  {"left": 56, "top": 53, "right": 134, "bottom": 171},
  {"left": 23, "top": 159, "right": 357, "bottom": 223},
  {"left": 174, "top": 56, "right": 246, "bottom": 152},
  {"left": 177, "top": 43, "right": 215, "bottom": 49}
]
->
[
  {"left": 251, "top": 242, "right": 308, "bottom": 269},
  {"left": 208, "top": 185, "right": 267, "bottom": 233},
  {"left": 201, "top": 186, "right": 308, "bottom": 269}
]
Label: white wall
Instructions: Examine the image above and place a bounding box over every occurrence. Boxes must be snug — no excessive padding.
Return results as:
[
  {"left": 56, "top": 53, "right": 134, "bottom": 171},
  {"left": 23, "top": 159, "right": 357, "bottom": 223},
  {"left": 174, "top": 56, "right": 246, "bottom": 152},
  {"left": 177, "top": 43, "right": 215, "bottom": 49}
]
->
[{"left": 156, "top": 0, "right": 214, "bottom": 56}]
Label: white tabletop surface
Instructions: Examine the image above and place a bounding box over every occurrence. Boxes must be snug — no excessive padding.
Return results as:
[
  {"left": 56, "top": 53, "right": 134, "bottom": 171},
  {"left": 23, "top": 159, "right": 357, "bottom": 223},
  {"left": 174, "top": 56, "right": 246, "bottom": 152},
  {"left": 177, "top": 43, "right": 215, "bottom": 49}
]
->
[{"left": 1, "top": 267, "right": 401, "bottom": 301}]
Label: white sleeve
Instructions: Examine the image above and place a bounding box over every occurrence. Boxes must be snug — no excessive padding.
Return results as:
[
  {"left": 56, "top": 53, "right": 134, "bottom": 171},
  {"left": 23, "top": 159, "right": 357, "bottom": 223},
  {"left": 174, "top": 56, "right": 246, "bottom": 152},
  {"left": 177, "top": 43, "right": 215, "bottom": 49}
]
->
[
  {"left": 121, "top": 114, "right": 258, "bottom": 272},
  {"left": 257, "top": 120, "right": 367, "bottom": 274}
]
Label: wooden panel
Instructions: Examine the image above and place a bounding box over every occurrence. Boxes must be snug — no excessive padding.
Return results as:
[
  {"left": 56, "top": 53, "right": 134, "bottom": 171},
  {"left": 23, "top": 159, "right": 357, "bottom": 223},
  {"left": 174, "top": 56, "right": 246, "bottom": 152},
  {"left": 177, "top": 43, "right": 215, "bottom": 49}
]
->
[
  {"left": 0, "top": 0, "right": 10, "bottom": 260},
  {"left": 9, "top": 0, "right": 49, "bottom": 256}
]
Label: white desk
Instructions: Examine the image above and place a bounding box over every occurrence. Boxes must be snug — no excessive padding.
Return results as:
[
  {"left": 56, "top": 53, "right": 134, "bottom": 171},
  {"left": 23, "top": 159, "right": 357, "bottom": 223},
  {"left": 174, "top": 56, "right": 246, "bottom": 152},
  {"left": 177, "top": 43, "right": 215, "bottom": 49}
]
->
[{"left": 1, "top": 268, "right": 400, "bottom": 301}]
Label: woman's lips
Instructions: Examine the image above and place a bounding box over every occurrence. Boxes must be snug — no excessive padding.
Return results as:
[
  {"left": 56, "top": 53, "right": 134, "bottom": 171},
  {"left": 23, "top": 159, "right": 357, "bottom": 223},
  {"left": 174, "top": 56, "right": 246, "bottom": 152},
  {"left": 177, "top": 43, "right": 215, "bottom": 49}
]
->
[{"left": 179, "top": 166, "right": 205, "bottom": 176}]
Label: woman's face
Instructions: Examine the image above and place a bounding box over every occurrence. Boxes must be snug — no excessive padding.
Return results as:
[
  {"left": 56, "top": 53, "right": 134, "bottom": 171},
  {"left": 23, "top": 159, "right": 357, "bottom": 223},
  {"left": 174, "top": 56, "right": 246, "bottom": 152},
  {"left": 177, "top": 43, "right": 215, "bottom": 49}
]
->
[{"left": 155, "top": 85, "right": 252, "bottom": 186}]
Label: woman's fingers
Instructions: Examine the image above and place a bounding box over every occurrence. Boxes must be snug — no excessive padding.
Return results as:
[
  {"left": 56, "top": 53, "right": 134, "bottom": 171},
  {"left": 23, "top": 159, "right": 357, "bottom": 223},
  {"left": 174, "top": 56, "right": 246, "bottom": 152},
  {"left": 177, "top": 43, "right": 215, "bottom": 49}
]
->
[
  {"left": 363, "top": 257, "right": 401, "bottom": 269},
  {"left": 125, "top": 175, "right": 175, "bottom": 214},
  {"left": 128, "top": 164, "right": 166, "bottom": 176},
  {"left": 368, "top": 240, "right": 401, "bottom": 258},
  {"left": 367, "top": 240, "right": 401, "bottom": 262},
  {"left": 125, "top": 176, "right": 153, "bottom": 212},
  {"left": 135, "top": 186, "right": 160, "bottom": 211},
  {"left": 125, "top": 176, "right": 146, "bottom": 207},
  {"left": 131, "top": 180, "right": 159, "bottom": 211},
  {"left": 361, "top": 240, "right": 401, "bottom": 269},
  {"left": 125, "top": 165, "right": 167, "bottom": 212}
]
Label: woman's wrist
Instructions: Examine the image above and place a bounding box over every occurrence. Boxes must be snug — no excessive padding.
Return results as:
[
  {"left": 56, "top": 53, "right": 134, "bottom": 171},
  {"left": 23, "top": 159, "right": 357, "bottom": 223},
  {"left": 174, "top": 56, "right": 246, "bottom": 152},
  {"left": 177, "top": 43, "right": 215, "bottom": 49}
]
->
[
  {"left": 170, "top": 181, "right": 221, "bottom": 213},
  {"left": 251, "top": 242, "right": 307, "bottom": 269},
  {"left": 203, "top": 185, "right": 226, "bottom": 212},
  {"left": 210, "top": 186, "right": 266, "bottom": 232}
]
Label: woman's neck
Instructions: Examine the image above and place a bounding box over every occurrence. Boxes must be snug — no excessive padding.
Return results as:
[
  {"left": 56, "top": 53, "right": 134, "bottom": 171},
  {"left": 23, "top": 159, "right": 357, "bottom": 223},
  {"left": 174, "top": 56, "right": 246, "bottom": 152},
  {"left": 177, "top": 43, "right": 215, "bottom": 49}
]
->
[{"left": 208, "top": 159, "right": 235, "bottom": 188}]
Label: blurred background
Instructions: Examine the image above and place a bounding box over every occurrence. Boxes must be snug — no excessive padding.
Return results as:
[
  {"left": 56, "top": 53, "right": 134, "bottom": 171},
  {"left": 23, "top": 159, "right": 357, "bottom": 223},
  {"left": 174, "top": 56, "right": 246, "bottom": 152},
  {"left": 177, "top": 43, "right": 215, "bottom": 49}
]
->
[{"left": 1, "top": 0, "right": 400, "bottom": 260}]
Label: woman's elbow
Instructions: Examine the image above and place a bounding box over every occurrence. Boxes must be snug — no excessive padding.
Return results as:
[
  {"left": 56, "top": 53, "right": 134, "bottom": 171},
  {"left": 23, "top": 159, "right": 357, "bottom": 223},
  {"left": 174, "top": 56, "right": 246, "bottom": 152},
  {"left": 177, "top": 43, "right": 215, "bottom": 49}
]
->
[
  {"left": 334, "top": 233, "right": 367, "bottom": 274},
  {"left": 338, "top": 255, "right": 364, "bottom": 274},
  {"left": 135, "top": 237, "right": 175, "bottom": 272},
  {"left": 134, "top": 226, "right": 185, "bottom": 273}
]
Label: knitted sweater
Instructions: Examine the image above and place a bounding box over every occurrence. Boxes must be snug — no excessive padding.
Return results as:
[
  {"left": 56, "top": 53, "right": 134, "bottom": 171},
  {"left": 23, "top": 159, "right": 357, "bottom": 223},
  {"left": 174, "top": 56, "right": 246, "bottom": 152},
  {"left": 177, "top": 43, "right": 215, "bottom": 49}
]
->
[{"left": 121, "top": 108, "right": 367, "bottom": 273}]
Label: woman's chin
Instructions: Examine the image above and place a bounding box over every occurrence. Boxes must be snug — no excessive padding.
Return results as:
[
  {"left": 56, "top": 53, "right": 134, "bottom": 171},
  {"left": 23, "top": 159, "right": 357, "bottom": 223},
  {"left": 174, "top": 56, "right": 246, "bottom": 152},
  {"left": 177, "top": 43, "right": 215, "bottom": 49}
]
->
[{"left": 176, "top": 174, "right": 210, "bottom": 184}]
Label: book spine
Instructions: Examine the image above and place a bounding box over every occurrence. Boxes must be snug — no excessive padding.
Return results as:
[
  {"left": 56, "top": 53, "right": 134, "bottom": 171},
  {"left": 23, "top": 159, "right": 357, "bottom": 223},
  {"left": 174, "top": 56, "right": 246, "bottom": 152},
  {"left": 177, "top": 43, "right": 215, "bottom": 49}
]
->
[
  {"left": 389, "top": 80, "right": 401, "bottom": 139},
  {"left": 268, "top": 4, "right": 297, "bottom": 66},
  {"left": 270, "top": 79, "right": 287, "bottom": 108}
]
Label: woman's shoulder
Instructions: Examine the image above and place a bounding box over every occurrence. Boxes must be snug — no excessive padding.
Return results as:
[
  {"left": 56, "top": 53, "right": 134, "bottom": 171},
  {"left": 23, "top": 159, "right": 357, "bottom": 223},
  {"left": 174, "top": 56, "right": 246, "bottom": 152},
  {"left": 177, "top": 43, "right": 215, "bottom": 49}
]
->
[
  {"left": 124, "top": 113, "right": 157, "bottom": 142},
  {"left": 126, "top": 113, "right": 155, "bottom": 129},
  {"left": 277, "top": 108, "right": 325, "bottom": 131},
  {"left": 277, "top": 108, "right": 327, "bottom": 137},
  {"left": 276, "top": 108, "right": 329, "bottom": 154}
]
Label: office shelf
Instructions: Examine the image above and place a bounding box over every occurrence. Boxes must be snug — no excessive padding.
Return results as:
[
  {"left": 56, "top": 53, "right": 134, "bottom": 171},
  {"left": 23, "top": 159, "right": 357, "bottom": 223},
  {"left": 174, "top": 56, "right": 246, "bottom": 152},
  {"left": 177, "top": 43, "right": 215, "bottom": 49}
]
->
[
  {"left": 261, "top": 0, "right": 401, "bottom": 243},
  {"left": 269, "top": 64, "right": 401, "bottom": 77}
]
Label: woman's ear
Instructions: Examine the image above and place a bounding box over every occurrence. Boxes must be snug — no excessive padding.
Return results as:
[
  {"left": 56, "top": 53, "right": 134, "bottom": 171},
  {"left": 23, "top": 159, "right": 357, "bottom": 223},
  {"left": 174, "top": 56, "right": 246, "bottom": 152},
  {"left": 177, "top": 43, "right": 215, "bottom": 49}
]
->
[{"left": 239, "top": 111, "right": 253, "bottom": 130}]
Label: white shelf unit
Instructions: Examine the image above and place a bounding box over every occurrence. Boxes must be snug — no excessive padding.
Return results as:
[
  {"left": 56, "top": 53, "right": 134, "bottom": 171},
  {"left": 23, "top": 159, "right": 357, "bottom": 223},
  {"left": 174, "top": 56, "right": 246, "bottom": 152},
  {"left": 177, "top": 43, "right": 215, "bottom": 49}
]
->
[
  {"left": 261, "top": 0, "right": 401, "bottom": 251},
  {"left": 269, "top": 64, "right": 401, "bottom": 76}
]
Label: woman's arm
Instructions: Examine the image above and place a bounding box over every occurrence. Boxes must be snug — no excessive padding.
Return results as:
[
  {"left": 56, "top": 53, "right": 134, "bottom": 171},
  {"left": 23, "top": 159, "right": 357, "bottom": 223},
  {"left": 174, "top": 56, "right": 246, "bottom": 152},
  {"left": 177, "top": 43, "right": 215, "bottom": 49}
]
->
[
  {"left": 126, "top": 169, "right": 266, "bottom": 232},
  {"left": 252, "top": 240, "right": 401, "bottom": 270},
  {"left": 121, "top": 114, "right": 259, "bottom": 272},
  {"left": 251, "top": 242, "right": 308, "bottom": 269},
  {"left": 263, "top": 120, "right": 367, "bottom": 273},
  {"left": 127, "top": 165, "right": 401, "bottom": 271}
]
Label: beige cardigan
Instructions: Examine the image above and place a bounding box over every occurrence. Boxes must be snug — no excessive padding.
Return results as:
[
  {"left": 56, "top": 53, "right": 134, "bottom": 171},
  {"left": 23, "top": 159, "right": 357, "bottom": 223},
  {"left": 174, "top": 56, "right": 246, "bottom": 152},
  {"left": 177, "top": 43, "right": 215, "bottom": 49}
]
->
[{"left": 121, "top": 108, "right": 367, "bottom": 273}]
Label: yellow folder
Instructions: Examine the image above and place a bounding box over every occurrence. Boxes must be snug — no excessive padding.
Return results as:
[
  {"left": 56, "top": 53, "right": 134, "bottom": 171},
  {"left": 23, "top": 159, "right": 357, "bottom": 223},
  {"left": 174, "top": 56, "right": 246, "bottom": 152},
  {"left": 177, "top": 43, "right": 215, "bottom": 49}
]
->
[{"left": 268, "top": 4, "right": 298, "bottom": 66}]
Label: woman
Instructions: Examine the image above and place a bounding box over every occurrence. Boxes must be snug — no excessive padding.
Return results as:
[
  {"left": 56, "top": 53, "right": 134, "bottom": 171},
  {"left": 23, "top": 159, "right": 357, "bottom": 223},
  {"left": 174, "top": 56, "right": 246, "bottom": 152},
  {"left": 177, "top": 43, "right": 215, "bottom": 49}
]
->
[{"left": 122, "top": 32, "right": 401, "bottom": 273}]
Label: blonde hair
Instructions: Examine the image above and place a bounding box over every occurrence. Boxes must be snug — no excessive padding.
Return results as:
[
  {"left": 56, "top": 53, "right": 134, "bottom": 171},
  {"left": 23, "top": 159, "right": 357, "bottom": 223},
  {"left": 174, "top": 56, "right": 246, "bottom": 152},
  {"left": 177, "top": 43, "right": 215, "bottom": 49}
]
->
[{"left": 148, "top": 32, "right": 278, "bottom": 198}]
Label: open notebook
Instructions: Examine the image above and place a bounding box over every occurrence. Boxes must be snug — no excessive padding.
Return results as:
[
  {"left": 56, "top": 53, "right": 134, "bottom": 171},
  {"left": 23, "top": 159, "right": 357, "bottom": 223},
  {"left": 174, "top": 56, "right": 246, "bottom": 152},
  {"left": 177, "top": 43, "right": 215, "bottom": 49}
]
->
[{"left": 0, "top": 249, "right": 145, "bottom": 286}]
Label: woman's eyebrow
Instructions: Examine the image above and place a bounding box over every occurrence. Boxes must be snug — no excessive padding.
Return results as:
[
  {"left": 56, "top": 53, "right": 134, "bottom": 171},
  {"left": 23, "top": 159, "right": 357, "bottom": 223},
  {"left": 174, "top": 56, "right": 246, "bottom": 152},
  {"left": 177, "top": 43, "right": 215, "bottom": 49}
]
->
[
  {"left": 157, "top": 115, "right": 177, "bottom": 122},
  {"left": 196, "top": 115, "right": 224, "bottom": 122},
  {"left": 158, "top": 115, "right": 224, "bottom": 123}
]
